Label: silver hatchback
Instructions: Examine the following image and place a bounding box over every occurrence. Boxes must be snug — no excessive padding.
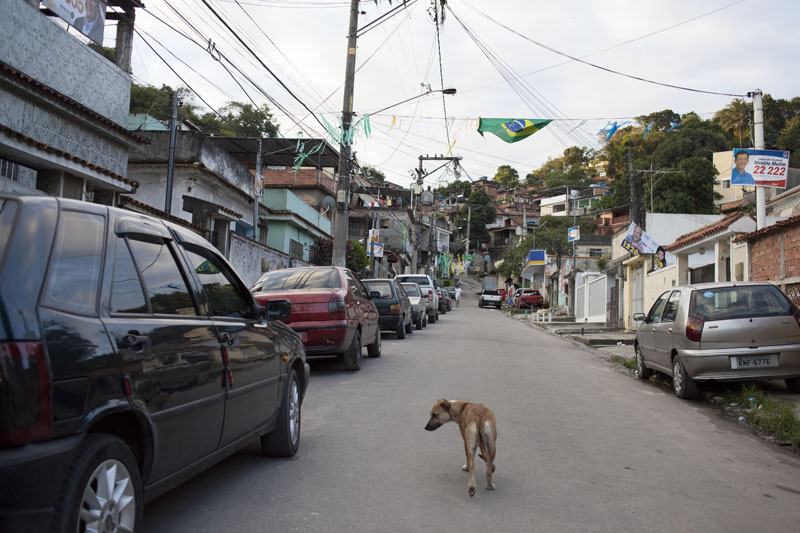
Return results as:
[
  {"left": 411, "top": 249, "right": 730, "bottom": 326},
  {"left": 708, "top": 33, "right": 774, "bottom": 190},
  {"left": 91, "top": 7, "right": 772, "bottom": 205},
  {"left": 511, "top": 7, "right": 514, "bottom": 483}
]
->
[{"left": 633, "top": 282, "right": 800, "bottom": 399}]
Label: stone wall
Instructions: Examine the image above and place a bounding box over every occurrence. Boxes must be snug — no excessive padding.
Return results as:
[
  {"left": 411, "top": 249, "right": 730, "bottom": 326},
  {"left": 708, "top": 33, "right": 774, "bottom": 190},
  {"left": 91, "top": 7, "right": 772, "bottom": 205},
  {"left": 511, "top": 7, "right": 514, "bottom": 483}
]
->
[{"left": 229, "top": 231, "right": 309, "bottom": 287}]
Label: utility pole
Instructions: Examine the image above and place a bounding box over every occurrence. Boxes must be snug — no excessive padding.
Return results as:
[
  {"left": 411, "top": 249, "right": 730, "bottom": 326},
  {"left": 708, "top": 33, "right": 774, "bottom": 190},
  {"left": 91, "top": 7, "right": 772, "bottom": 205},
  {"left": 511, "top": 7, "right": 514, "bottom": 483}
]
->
[
  {"left": 165, "top": 89, "right": 179, "bottom": 214},
  {"left": 253, "top": 138, "right": 262, "bottom": 242},
  {"left": 369, "top": 212, "right": 377, "bottom": 275},
  {"left": 331, "top": 0, "right": 360, "bottom": 267},
  {"left": 752, "top": 89, "right": 766, "bottom": 229}
]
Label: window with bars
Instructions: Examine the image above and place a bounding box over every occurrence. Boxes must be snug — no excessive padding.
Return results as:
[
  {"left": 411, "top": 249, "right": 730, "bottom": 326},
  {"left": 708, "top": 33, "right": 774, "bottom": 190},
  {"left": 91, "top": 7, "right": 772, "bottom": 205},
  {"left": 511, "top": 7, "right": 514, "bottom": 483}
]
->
[
  {"left": 589, "top": 248, "right": 603, "bottom": 257},
  {"left": 290, "top": 239, "right": 304, "bottom": 259},
  {"left": 0, "top": 159, "right": 19, "bottom": 181}
]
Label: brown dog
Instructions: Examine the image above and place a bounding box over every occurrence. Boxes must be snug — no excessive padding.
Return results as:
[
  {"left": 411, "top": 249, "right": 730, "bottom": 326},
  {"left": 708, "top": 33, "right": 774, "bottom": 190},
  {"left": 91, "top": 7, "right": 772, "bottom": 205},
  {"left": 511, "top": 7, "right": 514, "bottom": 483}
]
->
[{"left": 425, "top": 399, "right": 497, "bottom": 497}]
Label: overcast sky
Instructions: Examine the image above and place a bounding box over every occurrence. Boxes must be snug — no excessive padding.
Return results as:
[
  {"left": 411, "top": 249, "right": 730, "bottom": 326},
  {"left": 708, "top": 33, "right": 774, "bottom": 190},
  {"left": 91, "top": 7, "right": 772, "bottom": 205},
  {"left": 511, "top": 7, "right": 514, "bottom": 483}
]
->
[{"left": 125, "top": 0, "right": 800, "bottom": 189}]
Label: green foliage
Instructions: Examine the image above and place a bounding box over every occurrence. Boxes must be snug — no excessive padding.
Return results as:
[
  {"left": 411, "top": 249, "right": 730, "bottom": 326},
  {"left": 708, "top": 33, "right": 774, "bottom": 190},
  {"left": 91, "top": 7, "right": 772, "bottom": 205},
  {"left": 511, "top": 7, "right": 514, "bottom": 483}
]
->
[
  {"left": 778, "top": 115, "right": 800, "bottom": 167},
  {"left": 525, "top": 146, "right": 595, "bottom": 190},
  {"left": 723, "top": 384, "right": 800, "bottom": 452},
  {"left": 457, "top": 190, "right": 496, "bottom": 250},
  {"left": 129, "top": 82, "right": 279, "bottom": 137},
  {"left": 435, "top": 179, "right": 472, "bottom": 200},
  {"left": 88, "top": 43, "right": 115, "bottom": 61},
  {"left": 361, "top": 166, "right": 386, "bottom": 183},
  {"left": 596, "top": 257, "right": 608, "bottom": 270},
  {"left": 308, "top": 238, "right": 368, "bottom": 273},
  {"left": 648, "top": 157, "right": 721, "bottom": 213},
  {"left": 494, "top": 165, "right": 520, "bottom": 188},
  {"left": 712, "top": 98, "right": 752, "bottom": 147}
]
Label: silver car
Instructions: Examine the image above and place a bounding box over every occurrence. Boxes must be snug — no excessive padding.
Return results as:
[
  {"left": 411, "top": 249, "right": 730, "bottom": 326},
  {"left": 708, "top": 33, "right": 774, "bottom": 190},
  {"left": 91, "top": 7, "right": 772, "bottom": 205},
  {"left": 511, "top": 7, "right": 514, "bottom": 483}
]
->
[
  {"left": 400, "top": 282, "right": 427, "bottom": 330},
  {"left": 633, "top": 282, "right": 800, "bottom": 399}
]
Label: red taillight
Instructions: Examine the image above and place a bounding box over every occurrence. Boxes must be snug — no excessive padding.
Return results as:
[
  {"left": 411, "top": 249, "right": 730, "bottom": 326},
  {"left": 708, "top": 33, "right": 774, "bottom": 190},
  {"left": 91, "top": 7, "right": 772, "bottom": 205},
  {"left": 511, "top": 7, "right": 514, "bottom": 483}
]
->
[
  {"left": 388, "top": 304, "right": 401, "bottom": 315},
  {"left": 328, "top": 296, "right": 346, "bottom": 318},
  {"left": 428, "top": 289, "right": 434, "bottom": 298},
  {"left": 0, "top": 342, "right": 52, "bottom": 446},
  {"left": 686, "top": 317, "right": 704, "bottom": 342}
]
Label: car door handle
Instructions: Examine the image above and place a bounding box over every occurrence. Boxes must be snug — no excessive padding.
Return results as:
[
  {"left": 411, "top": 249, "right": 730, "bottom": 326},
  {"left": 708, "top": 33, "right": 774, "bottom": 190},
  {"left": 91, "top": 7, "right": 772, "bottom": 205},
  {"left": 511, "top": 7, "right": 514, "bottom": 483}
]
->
[
  {"left": 668, "top": 328, "right": 673, "bottom": 333},
  {"left": 118, "top": 332, "right": 149, "bottom": 348}
]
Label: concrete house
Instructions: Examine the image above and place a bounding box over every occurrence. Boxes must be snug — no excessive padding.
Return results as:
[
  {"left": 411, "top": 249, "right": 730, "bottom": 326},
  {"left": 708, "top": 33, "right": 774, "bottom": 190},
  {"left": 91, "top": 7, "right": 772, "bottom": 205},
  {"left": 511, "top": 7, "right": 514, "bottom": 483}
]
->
[{"left": 1, "top": 0, "right": 142, "bottom": 201}]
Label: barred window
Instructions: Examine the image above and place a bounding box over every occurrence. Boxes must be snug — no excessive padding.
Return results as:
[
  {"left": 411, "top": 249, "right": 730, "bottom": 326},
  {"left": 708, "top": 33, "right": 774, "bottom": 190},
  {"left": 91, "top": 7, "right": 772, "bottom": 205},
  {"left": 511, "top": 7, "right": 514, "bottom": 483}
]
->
[{"left": 290, "top": 239, "right": 304, "bottom": 259}]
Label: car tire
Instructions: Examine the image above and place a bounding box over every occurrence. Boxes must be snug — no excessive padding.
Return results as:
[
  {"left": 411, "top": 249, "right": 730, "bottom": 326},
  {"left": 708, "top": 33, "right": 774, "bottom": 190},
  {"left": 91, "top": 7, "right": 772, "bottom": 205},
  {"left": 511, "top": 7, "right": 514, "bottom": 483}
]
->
[
  {"left": 406, "top": 319, "right": 413, "bottom": 334},
  {"left": 52, "top": 434, "right": 142, "bottom": 533},
  {"left": 672, "top": 355, "right": 698, "bottom": 399},
  {"left": 396, "top": 318, "right": 406, "bottom": 339},
  {"left": 343, "top": 329, "right": 362, "bottom": 371},
  {"left": 261, "top": 369, "right": 301, "bottom": 457},
  {"left": 635, "top": 344, "right": 653, "bottom": 380},
  {"left": 415, "top": 315, "right": 423, "bottom": 330},
  {"left": 422, "top": 315, "right": 427, "bottom": 328},
  {"left": 367, "top": 329, "right": 382, "bottom": 358},
  {"left": 785, "top": 377, "right": 800, "bottom": 393},
  {"left": 496, "top": 303, "right": 501, "bottom": 309},
  {"left": 430, "top": 312, "right": 436, "bottom": 324}
]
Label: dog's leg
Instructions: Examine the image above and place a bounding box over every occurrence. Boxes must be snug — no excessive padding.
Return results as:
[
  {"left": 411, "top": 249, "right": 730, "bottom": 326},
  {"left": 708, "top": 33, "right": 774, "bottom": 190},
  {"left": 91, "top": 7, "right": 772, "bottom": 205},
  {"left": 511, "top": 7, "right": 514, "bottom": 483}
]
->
[
  {"left": 464, "top": 424, "right": 479, "bottom": 497},
  {"left": 481, "top": 422, "right": 496, "bottom": 490}
]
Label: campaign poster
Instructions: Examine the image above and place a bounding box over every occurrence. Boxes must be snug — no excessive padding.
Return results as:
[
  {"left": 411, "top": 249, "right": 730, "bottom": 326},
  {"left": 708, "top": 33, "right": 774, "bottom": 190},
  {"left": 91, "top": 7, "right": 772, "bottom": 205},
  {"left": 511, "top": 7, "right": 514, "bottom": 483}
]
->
[
  {"left": 44, "top": 0, "right": 107, "bottom": 44},
  {"left": 652, "top": 246, "right": 668, "bottom": 271},
  {"left": 731, "top": 148, "right": 790, "bottom": 188},
  {"left": 567, "top": 226, "right": 580, "bottom": 242},
  {"left": 620, "top": 222, "right": 659, "bottom": 256}
]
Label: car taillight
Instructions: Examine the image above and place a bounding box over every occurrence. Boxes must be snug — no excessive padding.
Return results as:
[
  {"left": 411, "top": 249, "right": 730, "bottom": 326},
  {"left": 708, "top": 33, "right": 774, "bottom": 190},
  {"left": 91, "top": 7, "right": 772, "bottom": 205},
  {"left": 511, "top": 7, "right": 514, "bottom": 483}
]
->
[
  {"left": 389, "top": 304, "right": 401, "bottom": 314},
  {"left": 0, "top": 342, "right": 52, "bottom": 446},
  {"left": 428, "top": 289, "right": 434, "bottom": 298},
  {"left": 685, "top": 316, "right": 704, "bottom": 343},
  {"left": 328, "top": 297, "right": 346, "bottom": 318}
]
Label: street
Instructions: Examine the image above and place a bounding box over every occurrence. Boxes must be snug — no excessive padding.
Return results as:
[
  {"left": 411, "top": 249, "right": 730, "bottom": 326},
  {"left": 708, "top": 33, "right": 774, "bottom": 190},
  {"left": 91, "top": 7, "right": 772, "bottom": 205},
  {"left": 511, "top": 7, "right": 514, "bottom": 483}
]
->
[{"left": 145, "top": 283, "right": 800, "bottom": 532}]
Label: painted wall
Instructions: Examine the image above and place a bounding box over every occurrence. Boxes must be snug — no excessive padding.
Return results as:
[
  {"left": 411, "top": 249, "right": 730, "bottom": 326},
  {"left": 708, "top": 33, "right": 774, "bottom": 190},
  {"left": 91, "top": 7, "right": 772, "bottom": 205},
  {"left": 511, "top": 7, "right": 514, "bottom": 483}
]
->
[{"left": 229, "top": 232, "right": 309, "bottom": 287}]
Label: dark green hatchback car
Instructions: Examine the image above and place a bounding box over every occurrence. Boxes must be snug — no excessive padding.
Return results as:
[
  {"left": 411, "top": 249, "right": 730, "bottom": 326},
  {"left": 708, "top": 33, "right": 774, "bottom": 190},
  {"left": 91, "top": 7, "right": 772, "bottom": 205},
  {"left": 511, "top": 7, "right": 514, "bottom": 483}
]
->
[{"left": 362, "top": 278, "right": 414, "bottom": 339}]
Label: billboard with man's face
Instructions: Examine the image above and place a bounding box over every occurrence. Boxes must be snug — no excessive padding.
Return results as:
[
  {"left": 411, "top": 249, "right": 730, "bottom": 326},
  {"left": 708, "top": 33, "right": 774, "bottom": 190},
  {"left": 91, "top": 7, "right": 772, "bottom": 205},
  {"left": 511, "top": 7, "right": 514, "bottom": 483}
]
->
[
  {"left": 731, "top": 148, "right": 789, "bottom": 188},
  {"left": 44, "top": 0, "right": 107, "bottom": 44},
  {"left": 620, "top": 222, "right": 659, "bottom": 256}
]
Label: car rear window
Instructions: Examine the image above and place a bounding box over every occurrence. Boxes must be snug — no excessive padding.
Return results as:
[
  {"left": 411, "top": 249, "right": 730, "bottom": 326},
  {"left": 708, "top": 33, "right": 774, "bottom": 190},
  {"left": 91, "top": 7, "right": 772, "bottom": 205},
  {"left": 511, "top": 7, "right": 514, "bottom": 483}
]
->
[
  {"left": 401, "top": 283, "right": 420, "bottom": 297},
  {"left": 690, "top": 285, "right": 793, "bottom": 321},
  {"left": 483, "top": 289, "right": 500, "bottom": 295},
  {"left": 364, "top": 280, "right": 392, "bottom": 298},
  {"left": 398, "top": 276, "right": 430, "bottom": 286},
  {"left": 254, "top": 268, "right": 341, "bottom": 291}
]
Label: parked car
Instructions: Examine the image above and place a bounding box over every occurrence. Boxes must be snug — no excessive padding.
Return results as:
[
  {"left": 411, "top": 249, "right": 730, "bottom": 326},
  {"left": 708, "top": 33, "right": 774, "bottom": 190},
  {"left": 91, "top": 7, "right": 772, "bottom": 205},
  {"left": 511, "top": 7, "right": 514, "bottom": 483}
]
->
[
  {"left": 437, "top": 287, "right": 450, "bottom": 313},
  {"left": 479, "top": 289, "right": 503, "bottom": 309},
  {"left": 252, "top": 266, "right": 381, "bottom": 370},
  {"left": 395, "top": 274, "right": 439, "bottom": 323},
  {"left": 363, "top": 278, "right": 414, "bottom": 339},
  {"left": 401, "top": 282, "right": 428, "bottom": 330},
  {"left": 515, "top": 288, "right": 544, "bottom": 309},
  {"left": 0, "top": 195, "right": 309, "bottom": 533},
  {"left": 633, "top": 282, "right": 800, "bottom": 399}
]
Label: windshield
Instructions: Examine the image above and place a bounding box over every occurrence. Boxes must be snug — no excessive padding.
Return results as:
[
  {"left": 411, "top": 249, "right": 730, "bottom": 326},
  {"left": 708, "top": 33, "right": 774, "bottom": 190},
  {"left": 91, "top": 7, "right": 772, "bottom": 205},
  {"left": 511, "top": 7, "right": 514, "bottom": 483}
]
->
[
  {"left": 483, "top": 289, "right": 500, "bottom": 295},
  {"left": 398, "top": 276, "right": 430, "bottom": 286},
  {"left": 690, "top": 285, "right": 793, "bottom": 321},
  {"left": 364, "top": 280, "right": 392, "bottom": 298},
  {"left": 253, "top": 268, "right": 341, "bottom": 292},
  {"left": 401, "top": 283, "right": 420, "bottom": 297}
]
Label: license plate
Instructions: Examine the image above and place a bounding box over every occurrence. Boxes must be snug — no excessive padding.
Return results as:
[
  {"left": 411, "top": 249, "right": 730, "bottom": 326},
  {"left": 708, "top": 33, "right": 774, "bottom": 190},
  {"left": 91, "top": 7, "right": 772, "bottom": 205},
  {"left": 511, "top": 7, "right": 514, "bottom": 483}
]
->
[{"left": 730, "top": 354, "right": 777, "bottom": 369}]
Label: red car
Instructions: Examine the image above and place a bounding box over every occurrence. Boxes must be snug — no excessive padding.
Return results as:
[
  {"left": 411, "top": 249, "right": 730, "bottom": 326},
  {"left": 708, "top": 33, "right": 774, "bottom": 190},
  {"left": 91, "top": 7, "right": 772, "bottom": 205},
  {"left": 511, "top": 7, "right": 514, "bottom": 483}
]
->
[
  {"left": 516, "top": 288, "right": 544, "bottom": 309},
  {"left": 251, "top": 266, "right": 381, "bottom": 371}
]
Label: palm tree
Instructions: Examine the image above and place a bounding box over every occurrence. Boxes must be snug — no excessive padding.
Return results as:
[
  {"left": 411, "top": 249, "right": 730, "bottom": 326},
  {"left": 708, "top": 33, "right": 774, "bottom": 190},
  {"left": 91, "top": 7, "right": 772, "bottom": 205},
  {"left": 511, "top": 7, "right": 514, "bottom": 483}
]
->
[{"left": 713, "top": 98, "right": 751, "bottom": 147}]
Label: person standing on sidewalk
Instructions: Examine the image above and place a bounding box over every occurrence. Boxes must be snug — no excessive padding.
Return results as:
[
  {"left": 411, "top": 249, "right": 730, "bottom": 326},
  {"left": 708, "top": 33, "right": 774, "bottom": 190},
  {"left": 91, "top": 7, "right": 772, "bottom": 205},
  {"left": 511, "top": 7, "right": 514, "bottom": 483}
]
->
[{"left": 455, "top": 286, "right": 462, "bottom": 307}]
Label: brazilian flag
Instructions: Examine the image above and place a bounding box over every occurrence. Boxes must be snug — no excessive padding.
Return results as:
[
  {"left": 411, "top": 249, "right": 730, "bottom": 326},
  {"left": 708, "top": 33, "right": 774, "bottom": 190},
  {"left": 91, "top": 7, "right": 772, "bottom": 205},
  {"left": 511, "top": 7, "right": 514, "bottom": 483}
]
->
[{"left": 477, "top": 118, "right": 552, "bottom": 143}]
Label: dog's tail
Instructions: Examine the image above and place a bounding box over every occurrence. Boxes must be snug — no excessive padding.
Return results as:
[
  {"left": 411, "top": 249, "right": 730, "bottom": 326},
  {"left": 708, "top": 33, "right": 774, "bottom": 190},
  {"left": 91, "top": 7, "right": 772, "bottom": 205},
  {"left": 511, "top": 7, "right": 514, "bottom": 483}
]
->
[{"left": 478, "top": 421, "right": 495, "bottom": 464}]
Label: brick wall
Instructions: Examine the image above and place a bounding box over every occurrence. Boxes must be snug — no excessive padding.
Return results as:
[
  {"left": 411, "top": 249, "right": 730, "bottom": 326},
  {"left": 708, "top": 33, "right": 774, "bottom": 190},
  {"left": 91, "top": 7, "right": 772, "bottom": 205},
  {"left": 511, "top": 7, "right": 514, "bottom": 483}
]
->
[{"left": 749, "top": 224, "right": 800, "bottom": 283}]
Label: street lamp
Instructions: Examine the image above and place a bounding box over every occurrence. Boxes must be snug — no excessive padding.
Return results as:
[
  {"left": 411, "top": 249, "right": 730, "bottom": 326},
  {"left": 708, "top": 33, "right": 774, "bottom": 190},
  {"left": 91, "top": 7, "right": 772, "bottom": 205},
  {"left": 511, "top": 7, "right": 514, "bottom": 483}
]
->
[{"left": 332, "top": 88, "right": 457, "bottom": 267}]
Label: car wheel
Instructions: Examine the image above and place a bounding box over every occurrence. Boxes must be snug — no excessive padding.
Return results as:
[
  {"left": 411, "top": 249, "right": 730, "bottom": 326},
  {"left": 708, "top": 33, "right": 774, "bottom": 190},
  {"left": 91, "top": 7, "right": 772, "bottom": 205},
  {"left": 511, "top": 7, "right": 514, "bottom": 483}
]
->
[
  {"left": 496, "top": 303, "right": 501, "bottom": 309},
  {"left": 261, "top": 368, "right": 301, "bottom": 457},
  {"left": 430, "top": 312, "right": 436, "bottom": 324},
  {"left": 405, "top": 317, "right": 414, "bottom": 334},
  {"left": 396, "top": 318, "right": 406, "bottom": 339},
  {"left": 785, "top": 377, "right": 800, "bottom": 393},
  {"left": 422, "top": 315, "right": 427, "bottom": 328},
  {"left": 52, "top": 434, "right": 142, "bottom": 533},
  {"left": 635, "top": 344, "right": 653, "bottom": 380},
  {"left": 343, "top": 329, "right": 362, "bottom": 371},
  {"left": 415, "top": 315, "right": 423, "bottom": 330},
  {"left": 367, "top": 329, "right": 382, "bottom": 358},
  {"left": 672, "top": 356, "right": 698, "bottom": 399}
]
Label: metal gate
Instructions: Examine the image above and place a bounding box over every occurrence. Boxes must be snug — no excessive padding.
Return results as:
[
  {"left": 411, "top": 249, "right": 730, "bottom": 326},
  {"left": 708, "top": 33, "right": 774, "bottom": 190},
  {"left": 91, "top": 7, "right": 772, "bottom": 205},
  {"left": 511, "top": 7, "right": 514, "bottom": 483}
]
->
[
  {"left": 630, "top": 266, "right": 644, "bottom": 319},
  {"left": 575, "top": 273, "right": 607, "bottom": 323}
]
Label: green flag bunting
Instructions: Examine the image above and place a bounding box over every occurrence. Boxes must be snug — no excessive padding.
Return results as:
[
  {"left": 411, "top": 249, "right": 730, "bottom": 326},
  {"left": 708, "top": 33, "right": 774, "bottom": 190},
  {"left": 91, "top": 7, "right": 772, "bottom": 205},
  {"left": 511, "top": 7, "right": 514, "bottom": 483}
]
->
[{"left": 477, "top": 118, "right": 552, "bottom": 143}]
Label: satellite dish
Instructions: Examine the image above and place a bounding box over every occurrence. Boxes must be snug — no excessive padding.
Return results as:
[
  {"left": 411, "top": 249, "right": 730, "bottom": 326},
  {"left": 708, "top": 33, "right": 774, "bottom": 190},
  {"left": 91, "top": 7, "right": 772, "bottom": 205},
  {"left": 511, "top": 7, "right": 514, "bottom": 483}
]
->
[{"left": 320, "top": 195, "right": 336, "bottom": 213}]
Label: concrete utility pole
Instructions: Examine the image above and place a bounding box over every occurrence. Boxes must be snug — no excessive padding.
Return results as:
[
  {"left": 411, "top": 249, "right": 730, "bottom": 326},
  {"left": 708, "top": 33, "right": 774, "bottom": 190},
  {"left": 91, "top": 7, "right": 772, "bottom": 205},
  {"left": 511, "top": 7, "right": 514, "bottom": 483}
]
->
[
  {"left": 253, "top": 138, "right": 262, "bottom": 241},
  {"left": 752, "top": 89, "right": 766, "bottom": 230},
  {"left": 165, "top": 89, "right": 179, "bottom": 214},
  {"left": 331, "top": 0, "right": 360, "bottom": 267}
]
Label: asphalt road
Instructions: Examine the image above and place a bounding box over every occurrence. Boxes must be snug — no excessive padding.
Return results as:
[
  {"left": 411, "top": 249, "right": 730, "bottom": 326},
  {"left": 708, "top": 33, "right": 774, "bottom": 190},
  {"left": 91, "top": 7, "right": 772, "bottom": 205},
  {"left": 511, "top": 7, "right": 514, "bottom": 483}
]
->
[{"left": 145, "top": 279, "right": 800, "bottom": 532}]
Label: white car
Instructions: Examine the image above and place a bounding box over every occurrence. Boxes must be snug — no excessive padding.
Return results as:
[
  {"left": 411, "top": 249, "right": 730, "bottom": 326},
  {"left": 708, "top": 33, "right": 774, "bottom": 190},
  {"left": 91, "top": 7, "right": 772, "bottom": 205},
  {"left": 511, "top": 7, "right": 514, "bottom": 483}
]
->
[{"left": 395, "top": 274, "right": 439, "bottom": 323}]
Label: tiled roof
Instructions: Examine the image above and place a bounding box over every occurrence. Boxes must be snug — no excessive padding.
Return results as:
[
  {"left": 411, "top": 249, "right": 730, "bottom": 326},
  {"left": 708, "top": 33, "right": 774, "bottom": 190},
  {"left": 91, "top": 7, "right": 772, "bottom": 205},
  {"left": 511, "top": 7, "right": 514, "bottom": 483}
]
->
[
  {"left": 119, "top": 196, "right": 206, "bottom": 233},
  {"left": 666, "top": 212, "right": 752, "bottom": 252},
  {"left": 1, "top": 62, "right": 147, "bottom": 144},
  {"left": 734, "top": 214, "right": 800, "bottom": 242},
  {"left": 1, "top": 125, "right": 138, "bottom": 189}
]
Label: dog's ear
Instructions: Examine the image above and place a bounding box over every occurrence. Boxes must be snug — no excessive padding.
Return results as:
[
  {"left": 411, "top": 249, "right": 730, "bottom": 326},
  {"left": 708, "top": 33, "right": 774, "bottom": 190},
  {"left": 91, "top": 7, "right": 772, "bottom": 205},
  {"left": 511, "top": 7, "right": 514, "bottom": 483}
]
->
[{"left": 439, "top": 399, "right": 451, "bottom": 410}]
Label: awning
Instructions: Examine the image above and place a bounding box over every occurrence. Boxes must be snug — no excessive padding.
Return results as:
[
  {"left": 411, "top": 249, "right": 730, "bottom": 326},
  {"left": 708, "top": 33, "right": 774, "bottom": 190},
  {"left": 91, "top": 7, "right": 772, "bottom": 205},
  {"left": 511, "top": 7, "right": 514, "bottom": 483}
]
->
[{"left": 521, "top": 250, "right": 547, "bottom": 280}]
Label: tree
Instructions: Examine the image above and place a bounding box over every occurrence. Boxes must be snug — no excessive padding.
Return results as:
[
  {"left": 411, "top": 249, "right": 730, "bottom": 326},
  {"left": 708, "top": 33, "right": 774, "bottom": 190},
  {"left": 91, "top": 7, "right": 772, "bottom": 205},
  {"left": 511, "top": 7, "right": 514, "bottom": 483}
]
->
[
  {"left": 713, "top": 98, "right": 751, "bottom": 147},
  {"left": 647, "top": 157, "right": 721, "bottom": 214},
  {"left": 456, "top": 190, "right": 496, "bottom": 251},
  {"left": 435, "top": 179, "right": 472, "bottom": 200},
  {"left": 308, "top": 238, "right": 368, "bottom": 273},
  {"left": 218, "top": 102, "right": 278, "bottom": 138},
  {"left": 493, "top": 165, "right": 520, "bottom": 188},
  {"left": 635, "top": 109, "right": 681, "bottom": 131},
  {"left": 777, "top": 115, "right": 800, "bottom": 167},
  {"left": 361, "top": 166, "right": 386, "bottom": 184}
]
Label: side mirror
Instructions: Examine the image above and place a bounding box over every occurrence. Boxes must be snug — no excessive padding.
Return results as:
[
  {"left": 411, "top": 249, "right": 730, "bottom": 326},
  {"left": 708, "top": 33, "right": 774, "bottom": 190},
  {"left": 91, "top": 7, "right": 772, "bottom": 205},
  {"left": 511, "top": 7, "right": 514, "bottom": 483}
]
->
[
  {"left": 633, "top": 313, "right": 646, "bottom": 322},
  {"left": 420, "top": 293, "right": 428, "bottom": 299},
  {"left": 267, "top": 300, "right": 292, "bottom": 321},
  {"left": 369, "top": 290, "right": 381, "bottom": 299}
]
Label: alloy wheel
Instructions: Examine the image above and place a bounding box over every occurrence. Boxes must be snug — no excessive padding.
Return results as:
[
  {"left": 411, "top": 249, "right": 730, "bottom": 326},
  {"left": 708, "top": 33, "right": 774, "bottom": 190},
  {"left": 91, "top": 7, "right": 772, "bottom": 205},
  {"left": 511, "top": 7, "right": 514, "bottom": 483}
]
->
[{"left": 80, "top": 459, "right": 136, "bottom": 533}]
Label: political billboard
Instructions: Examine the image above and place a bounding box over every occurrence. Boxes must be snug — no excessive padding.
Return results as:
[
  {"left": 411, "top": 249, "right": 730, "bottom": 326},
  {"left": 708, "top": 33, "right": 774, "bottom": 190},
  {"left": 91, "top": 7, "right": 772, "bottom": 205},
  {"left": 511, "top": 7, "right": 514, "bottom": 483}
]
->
[{"left": 731, "top": 149, "right": 790, "bottom": 188}]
